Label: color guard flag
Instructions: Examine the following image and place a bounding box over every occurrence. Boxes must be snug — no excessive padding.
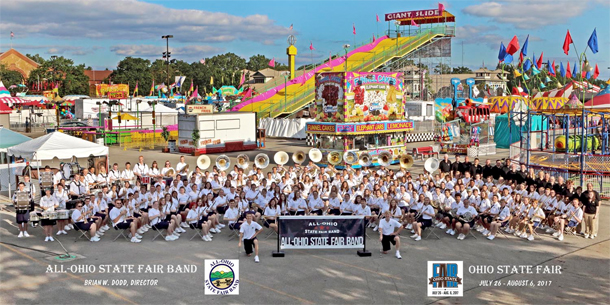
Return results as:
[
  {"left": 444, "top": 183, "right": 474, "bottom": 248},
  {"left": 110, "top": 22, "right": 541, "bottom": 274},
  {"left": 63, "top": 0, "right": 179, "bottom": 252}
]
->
[
  {"left": 439, "top": 2, "right": 445, "bottom": 14},
  {"left": 269, "top": 58, "right": 275, "bottom": 67},
  {"left": 498, "top": 42, "right": 507, "bottom": 62},
  {"left": 189, "top": 86, "right": 198, "bottom": 103},
  {"left": 593, "top": 64, "right": 600, "bottom": 79},
  {"left": 523, "top": 59, "right": 532, "bottom": 72},
  {"left": 588, "top": 28, "right": 598, "bottom": 54},
  {"left": 566, "top": 62, "right": 572, "bottom": 79},
  {"left": 506, "top": 35, "right": 520, "bottom": 55},
  {"left": 188, "top": 80, "right": 194, "bottom": 95},
  {"left": 563, "top": 30, "right": 573, "bottom": 55},
  {"left": 309, "top": 42, "right": 315, "bottom": 51},
  {"left": 504, "top": 54, "right": 513, "bottom": 64}
]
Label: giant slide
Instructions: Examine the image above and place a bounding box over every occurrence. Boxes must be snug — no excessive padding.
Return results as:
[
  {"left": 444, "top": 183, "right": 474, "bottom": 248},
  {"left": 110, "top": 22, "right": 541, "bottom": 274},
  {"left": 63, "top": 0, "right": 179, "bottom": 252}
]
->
[{"left": 231, "top": 26, "right": 452, "bottom": 118}]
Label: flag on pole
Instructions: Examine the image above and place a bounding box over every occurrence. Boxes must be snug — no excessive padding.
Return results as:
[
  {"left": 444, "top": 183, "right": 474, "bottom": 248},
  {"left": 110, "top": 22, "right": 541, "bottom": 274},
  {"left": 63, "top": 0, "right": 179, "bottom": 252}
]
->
[
  {"left": 149, "top": 79, "right": 154, "bottom": 96},
  {"left": 536, "top": 52, "right": 543, "bottom": 69},
  {"left": 309, "top": 42, "right": 315, "bottom": 51},
  {"left": 133, "top": 81, "right": 138, "bottom": 96},
  {"left": 243, "top": 87, "right": 253, "bottom": 98},
  {"left": 572, "top": 61, "right": 577, "bottom": 77},
  {"left": 563, "top": 30, "right": 573, "bottom": 55},
  {"left": 372, "top": 34, "right": 376, "bottom": 43},
  {"left": 498, "top": 42, "right": 507, "bottom": 62},
  {"left": 269, "top": 58, "right": 275, "bottom": 67},
  {"left": 376, "top": 14, "right": 379, "bottom": 22},
  {"left": 188, "top": 80, "right": 194, "bottom": 95},
  {"left": 439, "top": 2, "right": 445, "bottom": 14},
  {"left": 411, "top": 19, "right": 419, "bottom": 27},
  {"left": 549, "top": 60, "right": 556, "bottom": 76},
  {"left": 289, "top": 24, "right": 293, "bottom": 31},
  {"left": 239, "top": 71, "right": 245, "bottom": 87},
  {"left": 520, "top": 35, "right": 529, "bottom": 64},
  {"left": 588, "top": 28, "right": 598, "bottom": 54},
  {"left": 472, "top": 85, "right": 480, "bottom": 97},
  {"left": 199, "top": 58, "right": 205, "bottom": 65},
  {"left": 10, "top": 31, "right": 14, "bottom": 38},
  {"left": 210, "top": 76, "right": 214, "bottom": 85},
  {"left": 560, "top": 62, "right": 565, "bottom": 78},
  {"left": 353, "top": 23, "right": 356, "bottom": 35},
  {"left": 566, "top": 62, "right": 572, "bottom": 78},
  {"left": 506, "top": 36, "right": 519, "bottom": 55},
  {"left": 504, "top": 54, "right": 513, "bottom": 64},
  {"left": 189, "top": 86, "right": 198, "bottom": 103},
  {"left": 593, "top": 64, "right": 600, "bottom": 79}
]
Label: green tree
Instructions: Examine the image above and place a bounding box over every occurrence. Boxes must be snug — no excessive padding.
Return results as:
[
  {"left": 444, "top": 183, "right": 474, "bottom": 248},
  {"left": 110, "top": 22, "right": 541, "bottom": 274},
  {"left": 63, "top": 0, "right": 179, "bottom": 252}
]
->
[
  {"left": 109, "top": 57, "right": 152, "bottom": 95},
  {"left": 434, "top": 63, "right": 451, "bottom": 74},
  {"left": 26, "top": 53, "right": 46, "bottom": 65},
  {"left": 246, "top": 54, "right": 271, "bottom": 71},
  {"left": 0, "top": 63, "right": 25, "bottom": 87},
  {"left": 27, "top": 56, "right": 89, "bottom": 96},
  {"left": 452, "top": 66, "right": 473, "bottom": 74}
]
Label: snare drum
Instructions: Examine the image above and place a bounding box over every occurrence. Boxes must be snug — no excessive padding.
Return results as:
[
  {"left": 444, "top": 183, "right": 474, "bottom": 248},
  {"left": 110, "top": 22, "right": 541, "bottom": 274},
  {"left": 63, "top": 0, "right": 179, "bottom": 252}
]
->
[
  {"left": 48, "top": 211, "right": 59, "bottom": 220},
  {"left": 141, "top": 176, "right": 151, "bottom": 184},
  {"left": 57, "top": 210, "right": 70, "bottom": 220},
  {"left": 30, "top": 212, "right": 40, "bottom": 222},
  {"left": 40, "top": 212, "right": 51, "bottom": 220}
]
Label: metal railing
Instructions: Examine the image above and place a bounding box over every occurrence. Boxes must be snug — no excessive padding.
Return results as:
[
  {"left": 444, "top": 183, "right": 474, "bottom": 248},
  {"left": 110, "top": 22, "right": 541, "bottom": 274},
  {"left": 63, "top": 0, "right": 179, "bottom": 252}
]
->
[{"left": 258, "top": 26, "right": 452, "bottom": 118}]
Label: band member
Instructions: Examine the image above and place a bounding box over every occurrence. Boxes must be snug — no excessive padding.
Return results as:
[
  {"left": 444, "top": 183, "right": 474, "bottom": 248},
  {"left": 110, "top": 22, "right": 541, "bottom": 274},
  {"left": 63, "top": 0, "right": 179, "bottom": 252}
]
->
[
  {"left": 133, "top": 156, "right": 149, "bottom": 182},
  {"left": 487, "top": 199, "right": 511, "bottom": 240},
  {"left": 554, "top": 198, "right": 583, "bottom": 241},
  {"left": 69, "top": 173, "right": 84, "bottom": 200},
  {"left": 308, "top": 191, "right": 324, "bottom": 215},
  {"left": 263, "top": 198, "right": 281, "bottom": 233},
  {"left": 378, "top": 211, "right": 403, "bottom": 259},
  {"left": 83, "top": 167, "right": 97, "bottom": 190},
  {"left": 53, "top": 183, "right": 71, "bottom": 232},
  {"left": 13, "top": 182, "right": 31, "bottom": 238},
  {"left": 454, "top": 201, "right": 478, "bottom": 240},
  {"left": 109, "top": 163, "right": 121, "bottom": 186},
  {"left": 109, "top": 199, "right": 141, "bottom": 243},
  {"left": 521, "top": 199, "right": 545, "bottom": 241},
  {"left": 97, "top": 166, "right": 110, "bottom": 188},
  {"left": 150, "top": 200, "right": 180, "bottom": 241},
  {"left": 328, "top": 192, "right": 341, "bottom": 215},
  {"left": 410, "top": 198, "right": 435, "bottom": 241},
  {"left": 238, "top": 213, "right": 262, "bottom": 263},
  {"left": 176, "top": 156, "right": 188, "bottom": 176},
  {"left": 224, "top": 199, "right": 244, "bottom": 231},
  {"left": 121, "top": 162, "right": 135, "bottom": 186},
  {"left": 186, "top": 199, "right": 212, "bottom": 241},
  {"left": 39, "top": 188, "right": 58, "bottom": 240},
  {"left": 71, "top": 201, "right": 101, "bottom": 242}
]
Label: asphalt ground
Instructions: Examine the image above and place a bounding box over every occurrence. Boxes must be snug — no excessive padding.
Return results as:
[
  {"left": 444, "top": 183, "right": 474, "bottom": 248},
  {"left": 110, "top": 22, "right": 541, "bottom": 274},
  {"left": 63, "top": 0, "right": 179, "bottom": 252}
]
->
[{"left": 1, "top": 138, "right": 609, "bottom": 304}]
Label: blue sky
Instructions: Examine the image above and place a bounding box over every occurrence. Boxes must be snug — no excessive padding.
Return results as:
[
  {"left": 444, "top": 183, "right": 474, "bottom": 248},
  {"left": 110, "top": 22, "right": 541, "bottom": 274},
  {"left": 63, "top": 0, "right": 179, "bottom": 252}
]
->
[{"left": 1, "top": 0, "right": 608, "bottom": 78}]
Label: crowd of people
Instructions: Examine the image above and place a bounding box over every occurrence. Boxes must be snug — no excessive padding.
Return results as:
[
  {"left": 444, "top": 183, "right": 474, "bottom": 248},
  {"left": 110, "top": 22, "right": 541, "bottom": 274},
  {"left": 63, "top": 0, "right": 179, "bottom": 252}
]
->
[{"left": 11, "top": 153, "right": 602, "bottom": 261}]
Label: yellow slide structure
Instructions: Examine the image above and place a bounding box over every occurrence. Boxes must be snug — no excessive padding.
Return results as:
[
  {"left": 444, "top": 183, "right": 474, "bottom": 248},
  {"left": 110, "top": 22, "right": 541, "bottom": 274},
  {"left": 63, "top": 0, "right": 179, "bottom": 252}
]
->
[{"left": 234, "top": 26, "right": 453, "bottom": 118}]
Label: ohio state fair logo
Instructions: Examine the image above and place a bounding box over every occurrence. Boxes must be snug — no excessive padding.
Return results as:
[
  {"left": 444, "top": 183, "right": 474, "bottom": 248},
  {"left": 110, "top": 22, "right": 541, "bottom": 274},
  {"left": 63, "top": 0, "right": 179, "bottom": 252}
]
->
[{"left": 427, "top": 261, "right": 463, "bottom": 297}]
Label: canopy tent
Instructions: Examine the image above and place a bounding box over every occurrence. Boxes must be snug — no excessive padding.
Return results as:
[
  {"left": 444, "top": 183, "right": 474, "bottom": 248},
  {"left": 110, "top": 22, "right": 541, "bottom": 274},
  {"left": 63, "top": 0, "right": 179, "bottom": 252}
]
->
[
  {"left": 21, "top": 95, "right": 50, "bottom": 103},
  {"left": 584, "top": 86, "right": 610, "bottom": 108},
  {"left": 0, "top": 127, "right": 32, "bottom": 151},
  {"left": 7, "top": 131, "right": 108, "bottom": 161},
  {"left": 494, "top": 114, "right": 547, "bottom": 149},
  {"left": 140, "top": 104, "right": 179, "bottom": 113},
  {"left": 0, "top": 101, "right": 11, "bottom": 114},
  {"left": 0, "top": 81, "right": 28, "bottom": 106}
]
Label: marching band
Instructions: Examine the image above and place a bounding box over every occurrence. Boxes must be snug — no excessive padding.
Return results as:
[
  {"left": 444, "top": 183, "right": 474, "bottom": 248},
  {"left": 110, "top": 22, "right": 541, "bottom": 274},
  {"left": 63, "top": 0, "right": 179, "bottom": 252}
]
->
[{"left": 11, "top": 152, "right": 601, "bottom": 260}]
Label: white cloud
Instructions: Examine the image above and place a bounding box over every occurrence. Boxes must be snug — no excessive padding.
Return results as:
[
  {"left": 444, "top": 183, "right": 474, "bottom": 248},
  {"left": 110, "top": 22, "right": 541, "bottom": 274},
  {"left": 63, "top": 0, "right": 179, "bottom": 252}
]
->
[
  {"left": 9, "top": 43, "right": 99, "bottom": 56},
  {"left": 462, "top": 0, "right": 592, "bottom": 29},
  {"left": 110, "top": 44, "right": 223, "bottom": 57},
  {"left": 455, "top": 25, "right": 503, "bottom": 49},
  {"left": 0, "top": 0, "right": 291, "bottom": 43}
]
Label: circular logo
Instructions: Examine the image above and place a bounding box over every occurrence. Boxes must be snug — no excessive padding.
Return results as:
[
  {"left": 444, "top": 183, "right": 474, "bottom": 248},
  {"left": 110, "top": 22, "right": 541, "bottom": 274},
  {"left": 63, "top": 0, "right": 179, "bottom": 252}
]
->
[
  {"left": 209, "top": 264, "right": 235, "bottom": 290},
  {"left": 287, "top": 35, "right": 297, "bottom": 46}
]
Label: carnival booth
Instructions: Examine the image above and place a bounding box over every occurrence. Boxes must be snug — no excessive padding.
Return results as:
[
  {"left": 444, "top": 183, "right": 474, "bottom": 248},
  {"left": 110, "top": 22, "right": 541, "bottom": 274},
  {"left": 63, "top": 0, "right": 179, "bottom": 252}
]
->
[
  {"left": 178, "top": 105, "right": 257, "bottom": 154},
  {"left": 306, "top": 71, "right": 415, "bottom": 168}
]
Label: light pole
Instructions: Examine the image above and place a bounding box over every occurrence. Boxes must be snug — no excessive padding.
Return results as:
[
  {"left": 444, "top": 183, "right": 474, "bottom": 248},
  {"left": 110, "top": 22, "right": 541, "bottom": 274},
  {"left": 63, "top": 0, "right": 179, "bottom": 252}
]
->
[
  {"left": 136, "top": 99, "right": 143, "bottom": 128},
  {"left": 148, "top": 101, "right": 158, "bottom": 149},
  {"left": 162, "top": 35, "right": 174, "bottom": 86},
  {"left": 343, "top": 44, "right": 351, "bottom": 72}
]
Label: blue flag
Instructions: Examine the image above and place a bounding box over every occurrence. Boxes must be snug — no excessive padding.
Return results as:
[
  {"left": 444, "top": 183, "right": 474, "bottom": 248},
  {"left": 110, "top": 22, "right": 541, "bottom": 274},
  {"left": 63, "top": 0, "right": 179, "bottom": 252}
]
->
[
  {"left": 523, "top": 59, "right": 532, "bottom": 72},
  {"left": 560, "top": 62, "right": 566, "bottom": 78},
  {"left": 521, "top": 35, "right": 529, "bottom": 57},
  {"left": 532, "top": 53, "right": 538, "bottom": 69},
  {"left": 586, "top": 71, "right": 591, "bottom": 79},
  {"left": 588, "top": 28, "right": 598, "bottom": 54},
  {"left": 572, "top": 63, "right": 578, "bottom": 77},
  {"left": 498, "top": 42, "right": 507, "bottom": 62},
  {"left": 504, "top": 54, "right": 513, "bottom": 64}
]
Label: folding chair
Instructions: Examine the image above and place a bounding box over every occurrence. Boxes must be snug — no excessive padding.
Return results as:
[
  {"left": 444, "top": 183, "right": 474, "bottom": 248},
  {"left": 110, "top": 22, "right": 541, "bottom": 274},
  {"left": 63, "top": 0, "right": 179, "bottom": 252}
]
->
[
  {"left": 423, "top": 225, "right": 441, "bottom": 240},
  {"left": 73, "top": 222, "right": 91, "bottom": 242},
  {"left": 263, "top": 219, "right": 278, "bottom": 239},
  {"left": 227, "top": 223, "right": 240, "bottom": 241},
  {"left": 189, "top": 224, "right": 205, "bottom": 240},
  {"left": 151, "top": 224, "right": 167, "bottom": 241},
  {"left": 112, "top": 225, "right": 129, "bottom": 242}
]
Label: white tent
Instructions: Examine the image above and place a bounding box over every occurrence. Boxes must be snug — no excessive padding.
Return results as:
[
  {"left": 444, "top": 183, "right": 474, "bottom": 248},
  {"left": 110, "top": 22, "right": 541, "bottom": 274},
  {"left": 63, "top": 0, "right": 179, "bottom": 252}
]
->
[
  {"left": 7, "top": 131, "right": 109, "bottom": 161},
  {"left": 140, "top": 104, "right": 178, "bottom": 113}
]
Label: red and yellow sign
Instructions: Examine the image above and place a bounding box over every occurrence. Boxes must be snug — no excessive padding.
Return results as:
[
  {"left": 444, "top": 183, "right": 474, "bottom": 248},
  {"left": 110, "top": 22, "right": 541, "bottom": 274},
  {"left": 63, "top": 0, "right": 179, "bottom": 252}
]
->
[
  {"left": 307, "top": 124, "right": 336, "bottom": 133},
  {"left": 355, "top": 123, "right": 385, "bottom": 132},
  {"left": 187, "top": 104, "right": 214, "bottom": 114},
  {"left": 107, "top": 91, "right": 127, "bottom": 99},
  {"left": 96, "top": 84, "right": 129, "bottom": 97},
  {"left": 387, "top": 121, "right": 414, "bottom": 130}
]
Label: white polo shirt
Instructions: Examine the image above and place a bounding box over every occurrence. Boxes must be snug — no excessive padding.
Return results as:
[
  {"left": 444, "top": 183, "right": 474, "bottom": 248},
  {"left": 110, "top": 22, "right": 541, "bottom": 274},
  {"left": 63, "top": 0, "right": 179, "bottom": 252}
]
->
[
  {"left": 378, "top": 218, "right": 402, "bottom": 236},
  {"left": 239, "top": 220, "right": 262, "bottom": 240}
]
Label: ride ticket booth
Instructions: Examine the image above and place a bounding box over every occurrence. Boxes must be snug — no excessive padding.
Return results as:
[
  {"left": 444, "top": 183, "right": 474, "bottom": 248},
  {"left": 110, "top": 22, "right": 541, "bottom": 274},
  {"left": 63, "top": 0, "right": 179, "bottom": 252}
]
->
[{"left": 306, "top": 71, "right": 414, "bottom": 168}]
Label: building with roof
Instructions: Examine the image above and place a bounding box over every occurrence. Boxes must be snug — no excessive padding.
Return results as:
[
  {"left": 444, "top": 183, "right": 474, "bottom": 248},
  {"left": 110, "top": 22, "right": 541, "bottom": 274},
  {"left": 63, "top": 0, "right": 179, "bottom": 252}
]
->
[{"left": 0, "top": 49, "right": 40, "bottom": 81}]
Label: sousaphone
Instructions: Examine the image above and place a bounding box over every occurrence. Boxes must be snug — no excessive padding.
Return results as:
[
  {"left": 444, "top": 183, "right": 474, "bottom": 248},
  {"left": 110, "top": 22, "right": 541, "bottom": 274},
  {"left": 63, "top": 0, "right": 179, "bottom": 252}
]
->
[
  {"left": 308, "top": 148, "right": 323, "bottom": 163},
  {"left": 343, "top": 151, "right": 358, "bottom": 165},
  {"left": 399, "top": 154, "right": 414, "bottom": 169},
  {"left": 196, "top": 155, "right": 211, "bottom": 170},
  {"left": 424, "top": 157, "right": 440, "bottom": 174},
  {"left": 254, "top": 153, "right": 270, "bottom": 169},
  {"left": 359, "top": 152, "right": 372, "bottom": 167},
  {"left": 377, "top": 151, "right": 392, "bottom": 167},
  {"left": 327, "top": 151, "right": 342, "bottom": 165},
  {"left": 274, "top": 151, "right": 289, "bottom": 166},
  {"left": 216, "top": 155, "right": 230, "bottom": 171},
  {"left": 292, "top": 151, "right": 306, "bottom": 165},
  {"left": 236, "top": 154, "right": 250, "bottom": 169}
]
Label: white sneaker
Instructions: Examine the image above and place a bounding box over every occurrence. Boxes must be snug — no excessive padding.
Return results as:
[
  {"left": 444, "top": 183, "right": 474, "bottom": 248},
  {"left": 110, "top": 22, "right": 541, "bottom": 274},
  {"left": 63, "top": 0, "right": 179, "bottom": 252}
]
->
[
  {"left": 457, "top": 233, "right": 465, "bottom": 240},
  {"left": 145, "top": 224, "right": 152, "bottom": 229},
  {"left": 476, "top": 227, "right": 484, "bottom": 232},
  {"left": 137, "top": 228, "right": 145, "bottom": 234},
  {"left": 505, "top": 227, "right": 512, "bottom": 233},
  {"left": 131, "top": 237, "right": 141, "bottom": 243},
  {"left": 179, "top": 227, "right": 187, "bottom": 233},
  {"left": 373, "top": 226, "right": 378, "bottom": 232},
  {"left": 406, "top": 224, "right": 412, "bottom": 230},
  {"left": 590, "top": 235, "right": 595, "bottom": 240},
  {"left": 410, "top": 229, "right": 415, "bottom": 234},
  {"left": 395, "top": 251, "right": 402, "bottom": 259},
  {"left": 23, "top": 231, "right": 30, "bottom": 237},
  {"left": 49, "top": 236, "right": 54, "bottom": 242},
  {"left": 135, "top": 233, "right": 143, "bottom": 239},
  {"left": 254, "top": 255, "right": 260, "bottom": 263},
  {"left": 18, "top": 232, "right": 24, "bottom": 238},
  {"left": 552, "top": 231, "right": 560, "bottom": 237},
  {"left": 584, "top": 234, "right": 590, "bottom": 239},
  {"left": 97, "top": 231, "right": 105, "bottom": 236},
  {"left": 440, "top": 223, "right": 447, "bottom": 229},
  {"left": 482, "top": 230, "right": 490, "bottom": 236},
  {"left": 91, "top": 236, "right": 101, "bottom": 242},
  {"left": 57, "top": 231, "right": 63, "bottom": 235},
  {"left": 527, "top": 235, "right": 535, "bottom": 241},
  {"left": 410, "top": 234, "right": 418, "bottom": 238},
  {"left": 207, "top": 233, "right": 213, "bottom": 238},
  {"left": 181, "top": 222, "right": 189, "bottom": 228},
  {"left": 446, "top": 229, "right": 452, "bottom": 234},
  {"left": 435, "top": 222, "right": 442, "bottom": 228},
  {"left": 450, "top": 230, "right": 456, "bottom": 236},
  {"left": 558, "top": 234, "right": 564, "bottom": 241},
  {"left": 69, "top": 224, "right": 74, "bottom": 229},
  {"left": 103, "top": 225, "right": 110, "bottom": 230},
  {"left": 173, "top": 232, "right": 181, "bottom": 237},
  {"left": 414, "top": 236, "right": 421, "bottom": 241},
  {"left": 219, "top": 223, "right": 226, "bottom": 228},
  {"left": 210, "top": 228, "right": 218, "bottom": 233},
  {"left": 487, "top": 235, "right": 495, "bottom": 240},
  {"left": 166, "top": 236, "right": 175, "bottom": 241},
  {"left": 545, "top": 228, "right": 553, "bottom": 233},
  {"left": 45, "top": 236, "right": 49, "bottom": 242},
  {"left": 64, "top": 225, "right": 71, "bottom": 231}
]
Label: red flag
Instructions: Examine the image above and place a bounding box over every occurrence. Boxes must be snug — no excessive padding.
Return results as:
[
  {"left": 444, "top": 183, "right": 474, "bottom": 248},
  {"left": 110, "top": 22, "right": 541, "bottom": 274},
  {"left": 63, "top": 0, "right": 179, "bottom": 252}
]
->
[
  {"left": 593, "top": 64, "right": 600, "bottom": 79},
  {"left": 411, "top": 19, "right": 419, "bottom": 27},
  {"left": 243, "top": 88, "right": 253, "bottom": 98},
  {"left": 536, "top": 52, "right": 543, "bottom": 69},
  {"left": 439, "top": 2, "right": 445, "bottom": 14},
  {"left": 269, "top": 58, "right": 275, "bottom": 67},
  {"left": 309, "top": 42, "right": 315, "bottom": 51},
  {"left": 506, "top": 36, "right": 519, "bottom": 55},
  {"left": 376, "top": 14, "right": 379, "bottom": 22},
  {"left": 188, "top": 86, "right": 198, "bottom": 103},
  {"left": 563, "top": 30, "right": 573, "bottom": 55},
  {"left": 550, "top": 60, "right": 556, "bottom": 76},
  {"left": 372, "top": 34, "right": 376, "bottom": 43},
  {"left": 353, "top": 23, "right": 356, "bottom": 35},
  {"left": 566, "top": 61, "right": 572, "bottom": 78},
  {"left": 239, "top": 71, "right": 245, "bottom": 87}
]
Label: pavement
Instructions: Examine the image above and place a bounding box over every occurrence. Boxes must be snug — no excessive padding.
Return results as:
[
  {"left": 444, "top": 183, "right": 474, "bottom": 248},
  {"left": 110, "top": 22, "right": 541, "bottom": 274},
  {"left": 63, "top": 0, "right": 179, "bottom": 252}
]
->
[{"left": 1, "top": 137, "right": 609, "bottom": 304}]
